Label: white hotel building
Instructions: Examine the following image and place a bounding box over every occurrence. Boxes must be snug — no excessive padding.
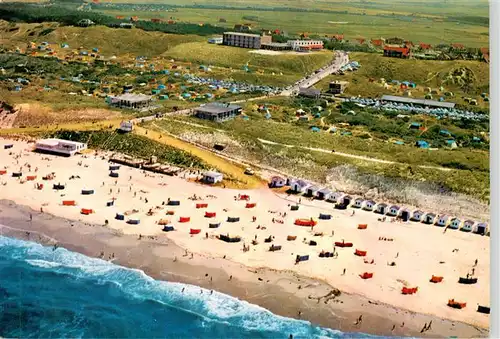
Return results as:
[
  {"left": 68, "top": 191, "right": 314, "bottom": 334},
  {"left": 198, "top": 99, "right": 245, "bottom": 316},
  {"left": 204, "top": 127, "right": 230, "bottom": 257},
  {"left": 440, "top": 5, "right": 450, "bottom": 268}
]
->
[
  {"left": 35, "top": 139, "right": 87, "bottom": 156},
  {"left": 287, "top": 40, "right": 324, "bottom": 51}
]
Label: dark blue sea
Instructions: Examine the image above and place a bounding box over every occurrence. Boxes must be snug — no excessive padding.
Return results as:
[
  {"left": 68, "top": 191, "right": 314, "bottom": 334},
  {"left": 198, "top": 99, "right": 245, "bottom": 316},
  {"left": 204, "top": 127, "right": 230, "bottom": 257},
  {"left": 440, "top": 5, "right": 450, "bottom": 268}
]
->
[{"left": 0, "top": 236, "right": 387, "bottom": 338}]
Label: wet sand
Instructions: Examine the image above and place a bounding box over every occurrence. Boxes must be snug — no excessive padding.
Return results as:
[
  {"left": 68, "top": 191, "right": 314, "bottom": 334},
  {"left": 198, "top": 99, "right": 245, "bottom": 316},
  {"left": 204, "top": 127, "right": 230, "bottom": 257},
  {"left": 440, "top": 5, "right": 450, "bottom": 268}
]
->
[{"left": 0, "top": 200, "right": 488, "bottom": 338}]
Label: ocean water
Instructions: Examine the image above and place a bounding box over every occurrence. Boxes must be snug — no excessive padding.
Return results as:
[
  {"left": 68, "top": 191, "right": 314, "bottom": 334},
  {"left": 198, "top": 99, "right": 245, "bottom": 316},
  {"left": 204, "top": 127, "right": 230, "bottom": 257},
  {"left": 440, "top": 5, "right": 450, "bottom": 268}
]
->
[{"left": 0, "top": 236, "right": 384, "bottom": 339}]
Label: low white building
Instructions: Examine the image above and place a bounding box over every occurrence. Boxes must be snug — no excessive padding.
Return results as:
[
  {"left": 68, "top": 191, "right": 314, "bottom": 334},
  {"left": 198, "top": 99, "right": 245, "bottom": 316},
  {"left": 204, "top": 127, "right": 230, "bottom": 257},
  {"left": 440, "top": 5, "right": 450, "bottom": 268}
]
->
[
  {"left": 290, "top": 179, "right": 310, "bottom": 193},
  {"left": 461, "top": 220, "right": 475, "bottom": 232},
  {"left": 376, "top": 203, "right": 388, "bottom": 214},
  {"left": 387, "top": 205, "right": 400, "bottom": 216},
  {"left": 449, "top": 218, "right": 461, "bottom": 229},
  {"left": 412, "top": 210, "right": 424, "bottom": 222},
  {"left": 202, "top": 171, "right": 223, "bottom": 184},
  {"left": 340, "top": 194, "right": 352, "bottom": 206},
  {"left": 424, "top": 213, "right": 437, "bottom": 224},
  {"left": 398, "top": 208, "right": 410, "bottom": 221},
  {"left": 436, "top": 215, "right": 449, "bottom": 227},
  {"left": 119, "top": 121, "right": 134, "bottom": 133},
  {"left": 327, "top": 192, "right": 343, "bottom": 203},
  {"left": 353, "top": 198, "right": 364, "bottom": 208},
  {"left": 474, "top": 222, "right": 488, "bottom": 235},
  {"left": 287, "top": 39, "right": 324, "bottom": 51},
  {"left": 316, "top": 188, "right": 332, "bottom": 200},
  {"left": 306, "top": 185, "right": 320, "bottom": 197},
  {"left": 363, "top": 200, "right": 376, "bottom": 211},
  {"left": 35, "top": 138, "right": 87, "bottom": 156},
  {"left": 269, "top": 176, "right": 286, "bottom": 188}
]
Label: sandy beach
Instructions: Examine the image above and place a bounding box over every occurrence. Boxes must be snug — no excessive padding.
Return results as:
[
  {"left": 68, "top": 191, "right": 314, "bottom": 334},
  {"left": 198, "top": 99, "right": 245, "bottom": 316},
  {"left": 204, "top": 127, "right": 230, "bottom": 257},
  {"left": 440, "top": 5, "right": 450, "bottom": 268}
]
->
[{"left": 0, "top": 138, "right": 490, "bottom": 337}]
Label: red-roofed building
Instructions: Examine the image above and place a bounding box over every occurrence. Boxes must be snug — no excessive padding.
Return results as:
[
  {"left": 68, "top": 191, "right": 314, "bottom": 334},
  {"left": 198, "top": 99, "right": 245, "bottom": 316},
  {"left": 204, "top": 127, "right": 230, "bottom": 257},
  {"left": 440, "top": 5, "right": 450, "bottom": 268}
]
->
[
  {"left": 481, "top": 47, "right": 489, "bottom": 63},
  {"left": 274, "top": 29, "right": 281, "bottom": 35},
  {"left": 383, "top": 46, "right": 410, "bottom": 58},
  {"left": 419, "top": 43, "right": 432, "bottom": 50},
  {"left": 371, "top": 39, "right": 384, "bottom": 47},
  {"left": 451, "top": 43, "right": 465, "bottom": 50},
  {"left": 151, "top": 18, "right": 163, "bottom": 23},
  {"left": 333, "top": 34, "right": 344, "bottom": 41},
  {"left": 356, "top": 38, "right": 366, "bottom": 45}
]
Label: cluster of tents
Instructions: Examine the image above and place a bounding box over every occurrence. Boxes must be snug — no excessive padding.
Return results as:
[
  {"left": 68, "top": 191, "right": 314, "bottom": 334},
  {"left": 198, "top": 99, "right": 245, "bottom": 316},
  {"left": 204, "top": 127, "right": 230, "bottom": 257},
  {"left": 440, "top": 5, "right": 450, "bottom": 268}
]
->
[
  {"left": 184, "top": 73, "right": 282, "bottom": 95},
  {"left": 347, "top": 97, "right": 488, "bottom": 121}
]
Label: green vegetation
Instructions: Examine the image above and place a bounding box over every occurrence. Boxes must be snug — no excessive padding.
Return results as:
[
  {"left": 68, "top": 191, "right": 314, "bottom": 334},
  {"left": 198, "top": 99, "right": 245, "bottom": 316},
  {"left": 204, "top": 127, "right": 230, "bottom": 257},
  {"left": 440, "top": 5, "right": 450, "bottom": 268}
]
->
[
  {"left": 164, "top": 42, "right": 332, "bottom": 76},
  {"left": 0, "top": 3, "right": 224, "bottom": 35},
  {"left": 0, "top": 21, "right": 205, "bottom": 57},
  {"left": 91, "top": 0, "right": 489, "bottom": 48},
  {"left": 49, "top": 130, "right": 208, "bottom": 168},
  {"left": 317, "top": 52, "right": 489, "bottom": 109},
  {"left": 147, "top": 117, "right": 489, "bottom": 201}
]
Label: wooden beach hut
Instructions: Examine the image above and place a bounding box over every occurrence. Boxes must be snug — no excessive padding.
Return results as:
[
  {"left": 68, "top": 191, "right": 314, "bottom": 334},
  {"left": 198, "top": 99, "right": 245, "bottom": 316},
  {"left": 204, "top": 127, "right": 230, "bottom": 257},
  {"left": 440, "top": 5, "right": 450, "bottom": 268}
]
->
[
  {"left": 353, "top": 198, "right": 364, "bottom": 208},
  {"left": 449, "top": 218, "right": 461, "bottom": 229},
  {"left": 363, "top": 200, "right": 376, "bottom": 211},
  {"left": 387, "top": 205, "right": 400, "bottom": 216},
  {"left": 412, "top": 210, "right": 424, "bottom": 222},
  {"left": 398, "top": 208, "right": 410, "bottom": 222},
  {"left": 316, "top": 188, "right": 332, "bottom": 200},
  {"left": 376, "top": 203, "right": 388, "bottom": 215},
  {"left": 474, "top": 222, "right": 488, "bottom": 235},
  {"left": 461, "top": 220, "right": 475, "bottom": 232},
  {"left": 423, "top": 212, "right": 436, "bottom": 225},
  {"left": 435, "top": 215, "right": 449, "bottom": 227}
]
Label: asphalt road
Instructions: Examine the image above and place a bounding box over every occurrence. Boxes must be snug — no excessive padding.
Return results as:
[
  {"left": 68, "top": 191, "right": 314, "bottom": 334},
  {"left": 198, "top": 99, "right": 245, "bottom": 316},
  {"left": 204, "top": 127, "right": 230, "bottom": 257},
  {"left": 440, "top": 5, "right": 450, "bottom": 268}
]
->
[{"left": 281, "top": 51, "right": 349, "bottom": 96}]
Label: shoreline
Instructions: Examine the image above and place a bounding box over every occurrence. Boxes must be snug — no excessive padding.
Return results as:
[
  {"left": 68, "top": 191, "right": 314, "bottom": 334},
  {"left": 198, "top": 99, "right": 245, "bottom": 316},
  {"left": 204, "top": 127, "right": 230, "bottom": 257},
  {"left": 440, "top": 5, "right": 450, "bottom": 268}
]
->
[{"left": 0, "top": 200, "right": 488, "bottom": 338}]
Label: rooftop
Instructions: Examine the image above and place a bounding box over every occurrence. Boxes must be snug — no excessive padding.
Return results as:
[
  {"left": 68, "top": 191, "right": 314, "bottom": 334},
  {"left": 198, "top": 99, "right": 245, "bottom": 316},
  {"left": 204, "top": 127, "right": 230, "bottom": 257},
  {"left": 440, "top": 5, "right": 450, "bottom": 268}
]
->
[
  {"left": 261, "top": 42, "right": 290, "bottom": 47},
  {"left": 203, "top": 171, "right": 223, "bottom": 177},
  {"left": 381, "top": 95, "right": 456, "bottom": 109},
  {"left": 224, "top": 32, "right": 261, "bottom": 38},
  {"left": 112, "top": 93, "right": 152, "bottom": 103},
  {"left": 37, "top": 138, "right": 86, "bottom": 146},
  {"left": 195, "top": 102, "right": 242, "bottom": 115},
  {"left": 299, "top": 87, "right": 321, "bottom": 96}
]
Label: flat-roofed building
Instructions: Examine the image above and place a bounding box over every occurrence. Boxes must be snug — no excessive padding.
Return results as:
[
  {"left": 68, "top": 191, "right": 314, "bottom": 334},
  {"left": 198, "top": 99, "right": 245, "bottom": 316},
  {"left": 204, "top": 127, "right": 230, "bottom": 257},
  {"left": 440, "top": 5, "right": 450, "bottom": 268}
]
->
[
  {"left": 287, "top": 40, "right": 324, "bottom": 51},
  {"left": 35, "top": 138, "right": 87, "bottom": 156},
  {"left": 194, "top": 102, "right": 242, "bottom": 122},
  {"left": 329, "top": 81, "right": 349, "bottom": 94},
  {"left": 381, "top": 95, "right": 456, "bottom": 109},
  {"left": 261, "top": 42, "right": 292, "bottom": 51},
  {"left": 223, "top": 32, "right": 271, "bottom": 49},
  {"left": 108, "top": 93, "right": 153, "bottom": 110}
]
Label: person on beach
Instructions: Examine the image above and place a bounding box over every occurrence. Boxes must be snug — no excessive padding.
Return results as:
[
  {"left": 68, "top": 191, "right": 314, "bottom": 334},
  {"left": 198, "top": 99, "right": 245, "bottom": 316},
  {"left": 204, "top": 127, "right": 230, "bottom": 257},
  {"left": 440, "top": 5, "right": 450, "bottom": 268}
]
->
[
  {"left": 29, "top": 213, "right": 32, "bottom": 222},
  {"left": 391, "top": 325, "right": 395, "bottom": 331},
  {"left": 474, "top": 258, "right": 478, "bottom": 266},
  {"left": 229, "top": 275, "right": 232, "bottom": 281},
  {"left": 342, "top": 268, "right": 346, "bottom": 275},
  {"left": 420, "top": 323, "right": 427, "bottom": 333}
]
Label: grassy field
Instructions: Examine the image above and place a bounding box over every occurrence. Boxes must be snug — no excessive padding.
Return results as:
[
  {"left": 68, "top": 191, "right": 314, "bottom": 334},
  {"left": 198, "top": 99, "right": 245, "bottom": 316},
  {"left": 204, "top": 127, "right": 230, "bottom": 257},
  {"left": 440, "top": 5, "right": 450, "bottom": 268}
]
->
[
  {"left": 94, "top": 0, "right": 489, "bottom": 47},
  {"left": 146, "top": 117, "right": 489, "bottom": 202},
  {"left": 0, "top": 21, "right": 205, "bottom": 57},
  {"left": 318, "top": 52, "right": 489, "bottom": 108},
  {"left": 163, "top": 42, "right": 333, "bottom": 76},
  {"left": 96, "top": 0, "right": 489, "bottom": 19}
]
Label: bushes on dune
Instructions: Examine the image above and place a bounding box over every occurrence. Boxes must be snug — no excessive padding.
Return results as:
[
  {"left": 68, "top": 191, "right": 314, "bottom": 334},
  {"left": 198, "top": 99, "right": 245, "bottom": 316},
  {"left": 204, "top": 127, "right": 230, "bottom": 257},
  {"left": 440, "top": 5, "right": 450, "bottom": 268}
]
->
[{"left": 50, "top": 130, "right": 208, "bottom": 169}]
